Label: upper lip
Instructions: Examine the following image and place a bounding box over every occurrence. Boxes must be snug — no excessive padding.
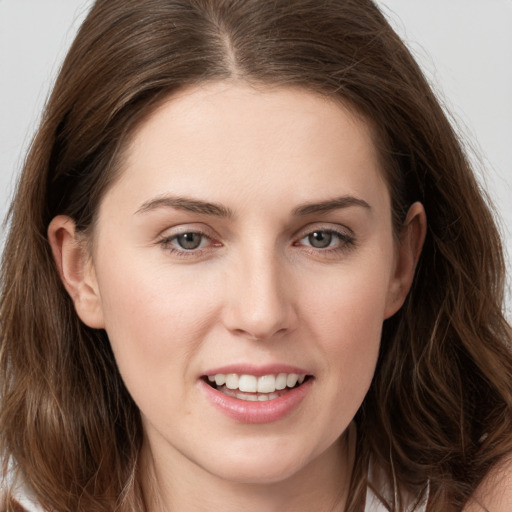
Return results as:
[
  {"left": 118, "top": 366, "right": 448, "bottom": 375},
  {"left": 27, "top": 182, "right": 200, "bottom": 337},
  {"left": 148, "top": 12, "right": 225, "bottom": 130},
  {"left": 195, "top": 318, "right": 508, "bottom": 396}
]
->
[{"left": 201, "top": 363, "right": 312, "bottom": 378}]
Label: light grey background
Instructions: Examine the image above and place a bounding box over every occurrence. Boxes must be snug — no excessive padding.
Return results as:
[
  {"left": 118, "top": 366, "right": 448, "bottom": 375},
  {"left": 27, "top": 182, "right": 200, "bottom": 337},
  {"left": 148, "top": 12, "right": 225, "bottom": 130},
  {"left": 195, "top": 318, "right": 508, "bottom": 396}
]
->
[{"left": 1, "top": 0, "right": 511, "bottom": 315}]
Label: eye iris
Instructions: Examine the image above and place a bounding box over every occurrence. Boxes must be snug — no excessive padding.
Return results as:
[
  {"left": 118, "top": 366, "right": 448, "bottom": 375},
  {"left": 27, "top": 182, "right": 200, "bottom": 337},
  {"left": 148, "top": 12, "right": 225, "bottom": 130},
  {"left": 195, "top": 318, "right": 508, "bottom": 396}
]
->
[
  {"left": 308, "top": 231, "right": 332, "bottom": 248},
  {"left": 177, "top": 233, "right": 202, "bottom": 250}
]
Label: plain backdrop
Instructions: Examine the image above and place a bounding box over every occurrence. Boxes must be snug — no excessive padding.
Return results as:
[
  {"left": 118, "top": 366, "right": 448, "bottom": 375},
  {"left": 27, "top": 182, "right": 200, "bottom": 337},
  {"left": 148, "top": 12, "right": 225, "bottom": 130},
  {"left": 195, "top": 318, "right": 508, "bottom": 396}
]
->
[{"left": 1, "top": 0, "right": 511, "bottom": 315}]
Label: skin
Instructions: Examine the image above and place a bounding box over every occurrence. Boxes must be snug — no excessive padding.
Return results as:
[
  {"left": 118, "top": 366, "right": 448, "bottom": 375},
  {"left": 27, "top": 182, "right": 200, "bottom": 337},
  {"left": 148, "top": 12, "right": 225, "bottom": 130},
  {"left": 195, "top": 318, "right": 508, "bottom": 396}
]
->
[
  {"left": 465, "top": 452, "right": 512, "bottom": 511},
  {"left": 49, "top": 82, "right": 426, "bottom": 512}
]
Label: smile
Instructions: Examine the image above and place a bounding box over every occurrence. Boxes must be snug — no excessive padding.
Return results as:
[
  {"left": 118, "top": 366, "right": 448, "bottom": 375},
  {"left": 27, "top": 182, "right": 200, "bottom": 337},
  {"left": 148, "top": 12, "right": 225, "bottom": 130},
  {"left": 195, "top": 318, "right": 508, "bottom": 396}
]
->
[{"left": 205, "top": 373, "right": 308, "bottom": 401}]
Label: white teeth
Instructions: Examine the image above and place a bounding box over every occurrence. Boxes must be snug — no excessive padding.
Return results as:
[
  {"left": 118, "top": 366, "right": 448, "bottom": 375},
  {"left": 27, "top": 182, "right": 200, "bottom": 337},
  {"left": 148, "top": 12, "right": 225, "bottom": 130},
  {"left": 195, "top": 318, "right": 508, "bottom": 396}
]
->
[
  {"left": 225, "top": 374, "right": 239, "bottom": 390},
  {"left": 257, "top": 375, "right": 276, "bottom": 393},
  {"left": 206, "top": 372, "right": 307, "bottom": 395},
  {"left": 238, "top": 374, "right": 257, "bottom": 392},
  {"left": 275, "top": 373, "right": 287, "bottom": 390},
  {"left": 286, "top": 373, "right": 298, "bottom": 387},
  {"left": 214, "top": 374, "right": 226, "bottom": 386}
]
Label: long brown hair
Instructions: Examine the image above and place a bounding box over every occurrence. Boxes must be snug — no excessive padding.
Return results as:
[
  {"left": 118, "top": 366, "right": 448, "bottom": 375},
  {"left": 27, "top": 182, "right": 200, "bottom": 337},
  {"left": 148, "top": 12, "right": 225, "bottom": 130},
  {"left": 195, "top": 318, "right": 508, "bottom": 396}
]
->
[{"left": 1, "top": 1, "right": 511, "bottom": 510}]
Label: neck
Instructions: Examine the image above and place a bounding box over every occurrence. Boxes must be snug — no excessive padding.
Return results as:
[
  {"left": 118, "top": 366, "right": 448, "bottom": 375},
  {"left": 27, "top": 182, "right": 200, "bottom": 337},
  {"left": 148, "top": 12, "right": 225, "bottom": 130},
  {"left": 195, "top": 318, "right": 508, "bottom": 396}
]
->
[{"left": 141, "top": 424, "right": 356, "bottom": 512}]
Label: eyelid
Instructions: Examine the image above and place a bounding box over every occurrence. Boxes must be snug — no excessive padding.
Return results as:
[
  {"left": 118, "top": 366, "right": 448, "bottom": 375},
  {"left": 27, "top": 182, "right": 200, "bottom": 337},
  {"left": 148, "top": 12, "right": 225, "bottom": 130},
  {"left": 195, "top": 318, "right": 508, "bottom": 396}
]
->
[
  {"left": 294, "top": 222, "right": 355, "bottom": 240},
  {"left": 155, "top": 221, "right": 223, "bottom": 242},
  {"left": 156, "top": 224, "right": 222, "bottom": 257},
  {"left": 293, "top": 223, "right": 357, "bottom": 254}
]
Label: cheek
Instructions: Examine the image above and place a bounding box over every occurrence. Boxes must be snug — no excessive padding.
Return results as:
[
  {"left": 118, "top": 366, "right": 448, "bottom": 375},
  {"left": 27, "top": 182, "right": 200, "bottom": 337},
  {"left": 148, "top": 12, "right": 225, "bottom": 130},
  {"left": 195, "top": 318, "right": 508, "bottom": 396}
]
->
[
  {"left": 305, "top": 254, "right": 392, "bottom": 343},
  {"left": 92, "top": 250, "right": 221, "bottom": 386},
  {"left": 302, "top": 256, "right": 392, "bottom": 400}
]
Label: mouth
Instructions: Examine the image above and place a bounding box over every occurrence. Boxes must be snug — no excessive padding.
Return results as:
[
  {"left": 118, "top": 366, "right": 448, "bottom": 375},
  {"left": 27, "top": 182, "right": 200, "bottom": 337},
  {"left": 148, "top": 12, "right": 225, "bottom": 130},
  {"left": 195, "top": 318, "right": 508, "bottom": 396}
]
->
[{"left": 202, "top": 372, "right": 312, "bottom": 402}]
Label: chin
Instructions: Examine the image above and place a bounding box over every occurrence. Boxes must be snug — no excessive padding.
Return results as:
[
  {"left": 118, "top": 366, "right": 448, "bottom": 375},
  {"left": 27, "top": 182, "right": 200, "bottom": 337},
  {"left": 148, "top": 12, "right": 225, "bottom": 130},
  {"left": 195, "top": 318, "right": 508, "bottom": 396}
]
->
[
  {"left": 196, "top": 437, "right": 326, "bottom": 485},
  {"left": 207, "top": 459, "right": 306, "bottom": 485}
]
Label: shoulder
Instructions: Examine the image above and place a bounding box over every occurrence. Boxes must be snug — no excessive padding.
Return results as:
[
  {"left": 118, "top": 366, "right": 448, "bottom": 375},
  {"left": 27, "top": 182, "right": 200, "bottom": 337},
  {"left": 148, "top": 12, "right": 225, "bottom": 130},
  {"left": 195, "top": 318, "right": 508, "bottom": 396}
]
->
[{"left": 463, "top": 453, "right": 512, "bottom": 512}]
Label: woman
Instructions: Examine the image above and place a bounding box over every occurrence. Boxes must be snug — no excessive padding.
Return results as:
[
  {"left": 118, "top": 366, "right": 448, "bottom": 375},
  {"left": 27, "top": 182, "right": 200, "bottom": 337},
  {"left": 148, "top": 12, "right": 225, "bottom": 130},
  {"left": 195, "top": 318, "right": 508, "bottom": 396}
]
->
[{"left": 1, "top": 1, "right": 511, "bottom": 511}]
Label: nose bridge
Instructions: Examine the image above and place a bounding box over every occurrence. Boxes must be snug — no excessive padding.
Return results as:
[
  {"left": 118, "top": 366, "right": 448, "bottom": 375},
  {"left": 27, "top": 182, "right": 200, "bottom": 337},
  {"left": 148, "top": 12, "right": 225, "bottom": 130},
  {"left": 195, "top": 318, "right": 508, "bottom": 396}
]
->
[{"left": 222, "top": 241, "right": 296, "bottom": 340}]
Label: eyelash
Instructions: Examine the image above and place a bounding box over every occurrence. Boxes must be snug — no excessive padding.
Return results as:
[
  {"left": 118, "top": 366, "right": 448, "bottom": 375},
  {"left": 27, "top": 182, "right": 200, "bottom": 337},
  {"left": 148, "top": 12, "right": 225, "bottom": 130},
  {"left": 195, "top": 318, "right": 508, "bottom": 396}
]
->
[
  {"left": 295, "top": 228, "right": 356, "bottom": 255},
  {"left": 158, "top": 227, "right": 356, "bottom": 258},
  {"left": 158, "top": 231, "right": 218, "bottom": 259}
]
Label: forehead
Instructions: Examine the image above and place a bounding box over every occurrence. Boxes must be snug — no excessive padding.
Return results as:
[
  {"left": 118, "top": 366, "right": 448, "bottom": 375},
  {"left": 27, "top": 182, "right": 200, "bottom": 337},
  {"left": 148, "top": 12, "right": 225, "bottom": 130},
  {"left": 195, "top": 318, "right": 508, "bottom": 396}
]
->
[
  {"left": 105, "top": 82, "right": 389, "bottom": 218},
  {"left": 127, "top": 82, "right": 376, "bottom": 161}
]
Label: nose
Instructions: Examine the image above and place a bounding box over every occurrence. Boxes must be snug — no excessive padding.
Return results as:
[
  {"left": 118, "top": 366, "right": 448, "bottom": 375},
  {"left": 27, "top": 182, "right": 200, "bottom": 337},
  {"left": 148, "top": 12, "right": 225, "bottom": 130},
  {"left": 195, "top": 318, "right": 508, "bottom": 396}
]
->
[{"left": 221, "top": 246, "right": 298, "bottom": 341}]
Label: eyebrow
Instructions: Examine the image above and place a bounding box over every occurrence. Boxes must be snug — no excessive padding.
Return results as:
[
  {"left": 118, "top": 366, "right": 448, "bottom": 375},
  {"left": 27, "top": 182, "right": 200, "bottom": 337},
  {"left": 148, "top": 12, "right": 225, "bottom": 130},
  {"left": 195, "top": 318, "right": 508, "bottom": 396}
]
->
[
  {"left": 135, "top": 194, "right": 371, "bottom": 217},
  {"left": 292, "top": 196, "right": 371, "bottom": 216},
  {"left": 135, "top": 195, "right": 233, "bottom": 217}
]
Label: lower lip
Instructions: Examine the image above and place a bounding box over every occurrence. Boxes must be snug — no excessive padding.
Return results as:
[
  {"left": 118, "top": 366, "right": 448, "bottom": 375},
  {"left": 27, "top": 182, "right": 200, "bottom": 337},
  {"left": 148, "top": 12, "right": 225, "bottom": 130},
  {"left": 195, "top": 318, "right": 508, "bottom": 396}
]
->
[{"left": 199, "top": 378, "right": 313, "bottom": 424}]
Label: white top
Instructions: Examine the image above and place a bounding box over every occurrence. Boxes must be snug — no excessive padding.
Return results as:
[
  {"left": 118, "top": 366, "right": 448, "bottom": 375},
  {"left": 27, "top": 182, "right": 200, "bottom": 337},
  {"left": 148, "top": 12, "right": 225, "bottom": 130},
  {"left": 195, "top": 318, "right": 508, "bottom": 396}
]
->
[
  {"left": 8, "top": 482, "right": 45, "bottom": 512},
  {"left": 365, "top": 461, "right": 428, "bottom": 511}
]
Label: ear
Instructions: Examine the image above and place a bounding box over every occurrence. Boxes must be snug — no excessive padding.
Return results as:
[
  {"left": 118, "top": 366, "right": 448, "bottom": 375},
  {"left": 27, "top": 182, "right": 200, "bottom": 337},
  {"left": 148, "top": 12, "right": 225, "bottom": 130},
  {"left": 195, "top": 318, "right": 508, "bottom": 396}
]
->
[
  {"left": 384, "top": 202, "right": 426, "bottom": 319},
  {"left": 48, "top": 215, "right": 105, "bottom": 329}
]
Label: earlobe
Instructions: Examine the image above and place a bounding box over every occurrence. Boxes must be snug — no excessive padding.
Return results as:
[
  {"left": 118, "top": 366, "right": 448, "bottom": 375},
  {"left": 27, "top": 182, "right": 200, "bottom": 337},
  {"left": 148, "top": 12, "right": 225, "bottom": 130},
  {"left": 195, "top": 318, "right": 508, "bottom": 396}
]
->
[
  {"left": 48, "top": 215, "right": 105, "bottom": 329},
  {"left": 384, "top": 202, "right": 427, "bottom": 319}
]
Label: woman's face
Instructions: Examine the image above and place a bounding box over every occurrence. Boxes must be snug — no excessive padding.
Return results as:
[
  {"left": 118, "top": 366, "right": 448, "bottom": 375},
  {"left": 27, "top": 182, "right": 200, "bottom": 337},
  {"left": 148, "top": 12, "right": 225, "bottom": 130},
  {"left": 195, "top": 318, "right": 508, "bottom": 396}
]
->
[{"left": 61, "top": 83, "right": 418, "bottom": 485}]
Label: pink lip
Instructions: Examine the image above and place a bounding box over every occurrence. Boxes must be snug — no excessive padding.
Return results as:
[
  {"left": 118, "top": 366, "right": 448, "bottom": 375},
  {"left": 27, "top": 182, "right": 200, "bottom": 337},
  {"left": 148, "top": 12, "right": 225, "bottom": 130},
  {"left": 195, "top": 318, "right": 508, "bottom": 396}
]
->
[
  {"left": 202, "top": 363, "right": 311, "bottom": 377},
  {"left": 199, "top": 376, "right": 313, "bottom": 424}
]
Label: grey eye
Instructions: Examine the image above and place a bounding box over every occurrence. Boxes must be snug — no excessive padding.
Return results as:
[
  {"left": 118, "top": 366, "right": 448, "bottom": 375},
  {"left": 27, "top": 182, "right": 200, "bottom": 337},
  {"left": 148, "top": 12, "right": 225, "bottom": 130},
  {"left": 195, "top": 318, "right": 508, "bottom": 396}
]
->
[
  {"left": 307, "top": 231, "right": 333, "bottom": 248},
  {"left": 176, "top": 232, "right": 203, "bottom": 250}
]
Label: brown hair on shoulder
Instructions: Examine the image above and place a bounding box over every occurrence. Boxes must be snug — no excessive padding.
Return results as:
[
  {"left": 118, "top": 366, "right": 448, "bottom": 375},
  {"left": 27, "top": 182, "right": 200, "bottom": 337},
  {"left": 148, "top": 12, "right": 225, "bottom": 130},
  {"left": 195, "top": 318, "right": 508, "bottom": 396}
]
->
[{"left": 1, "top": 1, "right": 511, "bottom": 511}]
